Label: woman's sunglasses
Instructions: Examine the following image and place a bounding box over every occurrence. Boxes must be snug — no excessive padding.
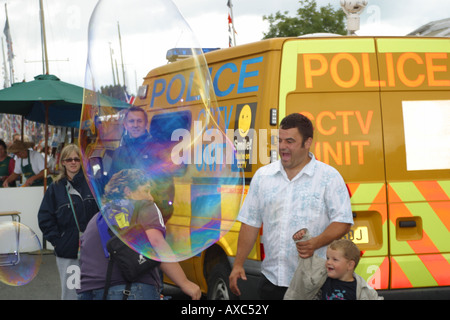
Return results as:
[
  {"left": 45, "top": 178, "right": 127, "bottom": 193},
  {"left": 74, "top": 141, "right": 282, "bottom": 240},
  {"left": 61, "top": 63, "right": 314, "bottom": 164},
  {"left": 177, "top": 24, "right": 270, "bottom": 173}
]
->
[{"left": 63, "top": 158, "right": 81, "bottom": 163}]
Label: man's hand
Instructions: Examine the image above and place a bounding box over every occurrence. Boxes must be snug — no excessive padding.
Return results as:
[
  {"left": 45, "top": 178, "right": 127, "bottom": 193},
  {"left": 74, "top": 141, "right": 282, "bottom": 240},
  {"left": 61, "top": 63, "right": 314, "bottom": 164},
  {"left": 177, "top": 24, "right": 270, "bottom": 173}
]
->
[
  {"left": 292, "top": 228, "right": 307, "bottom": 242},
  {"left": 296, "top": 222, "right": 352, "bottom": 258},
  {"left": 295, "top": 237, "right": 319, "bottom": 259},
  {"left": 180, "top": 281, "right": 201, "bottom": 300},
  {"left": 229, "top": 265, "right": 247, "bottom": 296},
  {"left": 24, "top": 177, "right": 35, "bottom": 187},
  {"left": 229, "top": 223, "right": 259, "bottom": 296}
]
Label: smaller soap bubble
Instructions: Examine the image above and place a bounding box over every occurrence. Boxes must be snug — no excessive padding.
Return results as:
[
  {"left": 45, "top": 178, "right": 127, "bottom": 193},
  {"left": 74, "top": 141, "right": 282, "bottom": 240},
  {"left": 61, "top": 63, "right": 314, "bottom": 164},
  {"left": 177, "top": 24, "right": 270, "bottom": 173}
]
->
[{"left": 0, "top": 222, "right": 42, "bottom": 286}]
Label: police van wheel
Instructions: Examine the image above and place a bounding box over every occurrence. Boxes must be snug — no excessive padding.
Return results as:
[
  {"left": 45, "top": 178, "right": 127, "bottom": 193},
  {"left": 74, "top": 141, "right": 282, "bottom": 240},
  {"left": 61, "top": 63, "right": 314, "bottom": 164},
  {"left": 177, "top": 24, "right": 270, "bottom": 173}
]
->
[{"left": 207, "top": 263, "right": 237, "bottom": 300}]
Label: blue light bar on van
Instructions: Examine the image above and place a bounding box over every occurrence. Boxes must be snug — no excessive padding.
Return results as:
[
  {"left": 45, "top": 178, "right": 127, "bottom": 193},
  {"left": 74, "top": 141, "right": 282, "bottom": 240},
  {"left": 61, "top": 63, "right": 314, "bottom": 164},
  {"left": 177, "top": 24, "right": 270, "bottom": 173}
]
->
[{"left": 166, "top": 48, "right": 220, "bottom": 62}]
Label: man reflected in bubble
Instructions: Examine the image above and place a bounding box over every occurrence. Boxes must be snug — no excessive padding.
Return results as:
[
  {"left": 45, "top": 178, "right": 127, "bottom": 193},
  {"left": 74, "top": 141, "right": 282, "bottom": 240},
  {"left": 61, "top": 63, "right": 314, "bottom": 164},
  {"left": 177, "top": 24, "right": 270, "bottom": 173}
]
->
[
  {"left": 108, "top": 106, "right": 174, "bottom": 223},
  {"left": 77, "top": 169, "right": 201, "bottom": 300},
  {"left": 109, "top": 106, "right": 153, "bottom": 177}
]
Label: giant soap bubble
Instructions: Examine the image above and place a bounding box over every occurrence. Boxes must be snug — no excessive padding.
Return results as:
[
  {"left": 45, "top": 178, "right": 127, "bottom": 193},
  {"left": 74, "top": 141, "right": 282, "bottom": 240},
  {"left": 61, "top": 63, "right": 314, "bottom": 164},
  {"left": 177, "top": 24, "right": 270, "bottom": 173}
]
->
[
  {"left": 80, "top": 0, "right": 244, "bottom": 262},
  {"left": 0, "top": 222, "right": 42, "bottom": 286}
]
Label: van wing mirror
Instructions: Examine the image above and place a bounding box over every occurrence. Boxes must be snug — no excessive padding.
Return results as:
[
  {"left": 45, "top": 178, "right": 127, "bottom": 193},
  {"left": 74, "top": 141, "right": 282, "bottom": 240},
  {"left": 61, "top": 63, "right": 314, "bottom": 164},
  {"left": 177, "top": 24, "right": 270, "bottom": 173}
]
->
[{"left": 88, "top": 156, "right": 104, "bottom": 179}]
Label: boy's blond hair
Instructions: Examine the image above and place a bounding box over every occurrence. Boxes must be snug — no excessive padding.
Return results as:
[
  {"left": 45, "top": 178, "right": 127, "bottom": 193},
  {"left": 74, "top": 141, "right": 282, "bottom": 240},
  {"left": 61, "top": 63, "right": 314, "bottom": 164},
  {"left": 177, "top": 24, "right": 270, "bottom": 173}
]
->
[{"left": 329, "top": 239, "right": 361, "bottom": 268}]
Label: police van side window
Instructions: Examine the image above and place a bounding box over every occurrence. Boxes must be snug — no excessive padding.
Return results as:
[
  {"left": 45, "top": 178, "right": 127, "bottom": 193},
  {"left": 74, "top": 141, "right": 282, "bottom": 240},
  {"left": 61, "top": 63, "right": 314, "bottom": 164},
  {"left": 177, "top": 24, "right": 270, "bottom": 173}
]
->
[
  {"left": 150, "top": 111, "right": 192, "bottom": 176},
  {"left": 150, "top": 111, "right": 192, "bottom": 143}
]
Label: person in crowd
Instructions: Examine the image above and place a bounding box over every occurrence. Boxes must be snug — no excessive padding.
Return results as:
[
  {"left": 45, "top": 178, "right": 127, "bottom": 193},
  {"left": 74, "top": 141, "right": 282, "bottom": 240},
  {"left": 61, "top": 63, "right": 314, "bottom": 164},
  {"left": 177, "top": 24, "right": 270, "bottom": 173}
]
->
[
  {"left": 3, "top": 140, "right": 49, "bottom": 187},
  {"left": 108, "top": 106, "right": 151, "bottom": 178},
  {"left": 38, "top": 144, "right": 99, "bottom": 300},
  {"left": 285, "top": 229, "right": 382, "bottom": 300},
  {"left": 0, "top": 139, "right": 16, "bottom": 187},
  {"left": 107, "top": 106, "right": 174, "bottom": 223},
  {"left": 229, "top": 113, "right": 353, "bottom": 300},
  {"left": 77, "top": 168, "right": 201, "bottom": 300}
]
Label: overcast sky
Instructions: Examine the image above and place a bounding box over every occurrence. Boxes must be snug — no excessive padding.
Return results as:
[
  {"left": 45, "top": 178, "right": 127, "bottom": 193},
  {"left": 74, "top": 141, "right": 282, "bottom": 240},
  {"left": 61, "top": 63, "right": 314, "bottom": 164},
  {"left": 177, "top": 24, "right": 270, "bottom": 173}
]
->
[{"left": 2, "top": 0, "right": 450, "bottom": 91}]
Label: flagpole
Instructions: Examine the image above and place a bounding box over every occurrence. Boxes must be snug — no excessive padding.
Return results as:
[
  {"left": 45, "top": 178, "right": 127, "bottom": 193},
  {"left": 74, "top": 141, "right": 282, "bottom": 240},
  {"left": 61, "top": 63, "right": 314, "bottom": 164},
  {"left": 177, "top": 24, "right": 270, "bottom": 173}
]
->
[
  {"left": 1, "top": 38, "right": 9, "bottom": 88},
  {"left": 39, "top": 0, "right": 49, "bottom": 74},
  {"left": 109, "top": 42, "right": 117, "bottom": 86},
  {"left": 227, "top": 0, "right": 236, "bottom": 46},
  {"left": 118, "top": 22, "right": 126, "bottom": 87},
  {"left": 39, "top": 0, "right": 50, "bottom": 196},
  {"left": 4, "top": 3, "right": 14, "bottom": 83}
]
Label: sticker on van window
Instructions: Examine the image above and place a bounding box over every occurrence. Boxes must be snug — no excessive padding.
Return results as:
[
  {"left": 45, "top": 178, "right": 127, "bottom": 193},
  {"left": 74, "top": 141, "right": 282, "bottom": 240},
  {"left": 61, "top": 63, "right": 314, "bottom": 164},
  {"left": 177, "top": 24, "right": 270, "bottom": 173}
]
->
[
  {"left": 234, "top": 102, "right": 257, "bottom": 172},
  {"left": 402, "top": 100, "right": 450, "bottom": 171}
]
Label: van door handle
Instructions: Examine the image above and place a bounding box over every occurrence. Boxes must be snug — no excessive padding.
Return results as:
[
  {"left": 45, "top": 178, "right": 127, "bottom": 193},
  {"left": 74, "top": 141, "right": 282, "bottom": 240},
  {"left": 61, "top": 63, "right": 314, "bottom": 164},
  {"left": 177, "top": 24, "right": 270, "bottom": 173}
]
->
[{"left": 399, "top": 220, "right": 417, "bottom": 228}]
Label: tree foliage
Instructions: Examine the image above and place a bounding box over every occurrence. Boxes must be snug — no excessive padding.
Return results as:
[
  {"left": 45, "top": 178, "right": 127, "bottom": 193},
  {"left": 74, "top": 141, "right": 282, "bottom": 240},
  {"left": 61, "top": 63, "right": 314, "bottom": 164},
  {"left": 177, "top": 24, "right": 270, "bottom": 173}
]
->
[
  {"left": 100, "top": 84, "right": 127, "bottom": 101},
  {"left": 262, "top": 0, "right": 346, "bottom": 39}
]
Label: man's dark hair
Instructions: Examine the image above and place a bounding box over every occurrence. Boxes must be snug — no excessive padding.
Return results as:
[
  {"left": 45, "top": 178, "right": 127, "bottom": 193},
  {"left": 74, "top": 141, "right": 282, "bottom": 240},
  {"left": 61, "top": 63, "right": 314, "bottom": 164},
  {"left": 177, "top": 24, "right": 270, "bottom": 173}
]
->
[
  {"left": 124, "top": 106, "right": 148, "bottom": 124},
  {"left": 280, "top": 113, "right": 314, "bottom": 146},
  {"left": 0, "top": 139, "right": 6, "bottom": 150}
]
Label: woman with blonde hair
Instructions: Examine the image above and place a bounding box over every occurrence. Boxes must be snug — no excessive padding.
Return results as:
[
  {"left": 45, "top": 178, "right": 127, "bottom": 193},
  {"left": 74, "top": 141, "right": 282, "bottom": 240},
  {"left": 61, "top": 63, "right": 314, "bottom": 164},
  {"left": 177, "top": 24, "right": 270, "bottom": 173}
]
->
[
  {"left": 38, "top": 143, "right": 99, "bottom": 300},
  {"left": 52, "top": 144, "right": 82, "bottom": 182}
]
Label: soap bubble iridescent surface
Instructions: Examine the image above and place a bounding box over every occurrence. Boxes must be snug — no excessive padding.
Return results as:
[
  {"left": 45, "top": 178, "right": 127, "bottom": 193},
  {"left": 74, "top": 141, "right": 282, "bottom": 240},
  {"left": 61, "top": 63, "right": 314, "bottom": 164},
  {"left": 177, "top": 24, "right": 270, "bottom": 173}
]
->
[
  {"left": 80, "top": 0, "right": 244, "bottom": 262},
  {"left": 0, "top": 222, "right": 42, "bottom": 286}
]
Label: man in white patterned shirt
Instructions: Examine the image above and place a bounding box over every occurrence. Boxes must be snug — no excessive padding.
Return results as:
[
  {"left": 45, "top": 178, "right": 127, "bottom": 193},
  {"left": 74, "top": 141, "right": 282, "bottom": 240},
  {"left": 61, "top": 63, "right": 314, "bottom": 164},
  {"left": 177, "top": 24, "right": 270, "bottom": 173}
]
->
[{"left": 229, "top": 113, "right": 353, "bottom": 300}]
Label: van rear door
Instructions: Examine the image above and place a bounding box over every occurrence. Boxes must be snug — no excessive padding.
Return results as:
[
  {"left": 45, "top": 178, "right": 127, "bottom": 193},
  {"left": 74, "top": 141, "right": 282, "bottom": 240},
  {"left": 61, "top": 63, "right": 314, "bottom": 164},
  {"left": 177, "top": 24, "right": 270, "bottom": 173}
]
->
[{"left": 376, "top": 38, "right": 450, "bottom": 290}]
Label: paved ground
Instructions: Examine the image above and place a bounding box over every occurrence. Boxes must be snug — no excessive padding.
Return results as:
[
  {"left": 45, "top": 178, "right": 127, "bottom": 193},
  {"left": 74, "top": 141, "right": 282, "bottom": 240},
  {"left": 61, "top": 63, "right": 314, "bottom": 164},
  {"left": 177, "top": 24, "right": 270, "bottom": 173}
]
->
[
  {"left": 3, "top": 253, "right": 449, "bottom": 301},
  {"left": 0, "top": 251, "right": 188, "bottom": 300},
  {"left": 0, "top": 251, "right": 61, "bottom": 300}
]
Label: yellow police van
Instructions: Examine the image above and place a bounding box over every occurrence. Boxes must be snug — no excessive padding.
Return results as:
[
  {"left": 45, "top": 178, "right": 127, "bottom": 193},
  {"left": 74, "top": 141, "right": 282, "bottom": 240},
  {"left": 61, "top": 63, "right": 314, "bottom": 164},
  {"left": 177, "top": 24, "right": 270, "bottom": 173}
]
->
[{"left": 84, "top": 36, "right": 450, "bottom": 299}]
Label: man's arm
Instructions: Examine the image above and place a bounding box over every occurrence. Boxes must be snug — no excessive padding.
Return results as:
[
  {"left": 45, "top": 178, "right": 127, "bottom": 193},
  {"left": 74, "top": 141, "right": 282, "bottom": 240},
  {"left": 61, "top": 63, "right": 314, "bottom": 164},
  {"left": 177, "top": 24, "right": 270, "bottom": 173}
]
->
[
  {"left": 24, "top": 169, "right": 45, "bottom": 186},
  {"left": 146, "top": 228, "right": 201, "bottom": 300},
  {"left": 3, "top": 172, "right": 19, "bottom": 187},
  {"left": 229, "top": 223, "right": 260, "bottom": 296}
]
